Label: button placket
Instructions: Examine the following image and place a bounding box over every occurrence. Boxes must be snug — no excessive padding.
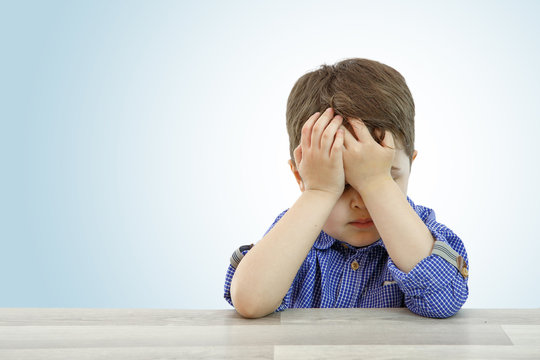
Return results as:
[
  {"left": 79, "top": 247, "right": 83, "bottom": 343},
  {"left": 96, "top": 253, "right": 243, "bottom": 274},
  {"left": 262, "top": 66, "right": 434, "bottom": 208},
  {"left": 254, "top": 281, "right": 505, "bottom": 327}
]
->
[{"left": 335, "top": 253, "right": 363, "bottom": 307}]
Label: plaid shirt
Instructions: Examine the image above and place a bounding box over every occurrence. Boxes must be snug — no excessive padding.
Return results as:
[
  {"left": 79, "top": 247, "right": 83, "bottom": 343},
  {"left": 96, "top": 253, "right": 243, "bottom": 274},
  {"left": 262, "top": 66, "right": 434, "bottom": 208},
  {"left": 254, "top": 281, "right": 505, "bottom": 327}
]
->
[{"left": 224, "top": 197, "right": 469, "bottom": 318}]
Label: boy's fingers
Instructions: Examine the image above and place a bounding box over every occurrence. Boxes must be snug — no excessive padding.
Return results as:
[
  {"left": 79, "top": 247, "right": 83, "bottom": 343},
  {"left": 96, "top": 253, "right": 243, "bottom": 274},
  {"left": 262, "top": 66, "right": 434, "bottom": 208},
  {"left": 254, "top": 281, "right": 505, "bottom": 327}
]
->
[
  {"left": 341, "top": 125, "right": 357, "bottom": 149},
  {"left": 372, "top": 128, "right": 395, "bottom": 148},
  {"left": 301, "top": 111, "right": 320, "bottom": 149},
  {"left": 381, "top": 130, "right": 395, "bottom": 148},
  {"left": 349, "top": 119, "right": 372, "bottom": 143},
  {"left": 311, "top": 107, "right": 334, "bottom": 148},
  {"left": 321, "top": 115, "right": 343, "bottom": 155},
  {"left": 331, "top": 128, "right": 344, "bottom": 158}
]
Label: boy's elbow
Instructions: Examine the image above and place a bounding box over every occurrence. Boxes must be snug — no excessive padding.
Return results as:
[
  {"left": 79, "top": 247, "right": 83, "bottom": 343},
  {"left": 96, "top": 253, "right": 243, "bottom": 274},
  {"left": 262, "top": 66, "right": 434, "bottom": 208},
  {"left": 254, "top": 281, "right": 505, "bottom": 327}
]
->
[
  {"left": 406, "top": 296, "right": 464, "bottom": 319},
  {"left": 232, "top": 295, "right": 276, "bottom": 319},
  {"left": 234, "top": 302, "right": 272, "bottom": 319},
  {"left": 230, "top": 285, "right": 276, "bottom": 319}
]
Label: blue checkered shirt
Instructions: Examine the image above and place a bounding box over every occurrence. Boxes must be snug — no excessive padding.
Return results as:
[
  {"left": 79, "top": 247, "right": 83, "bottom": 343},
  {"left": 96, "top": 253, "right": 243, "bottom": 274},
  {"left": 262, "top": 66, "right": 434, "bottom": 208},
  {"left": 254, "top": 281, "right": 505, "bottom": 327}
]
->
[{"left": 224, "top": 197, "right": 469, "bottom": 318}]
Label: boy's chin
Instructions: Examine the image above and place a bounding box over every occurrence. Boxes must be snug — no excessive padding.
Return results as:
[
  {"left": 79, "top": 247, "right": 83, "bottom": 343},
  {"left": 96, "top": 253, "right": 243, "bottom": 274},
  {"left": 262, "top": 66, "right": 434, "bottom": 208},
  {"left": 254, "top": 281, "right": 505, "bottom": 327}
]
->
[{"left": 342, "top": 232, "right": 381, "bottom": 248}]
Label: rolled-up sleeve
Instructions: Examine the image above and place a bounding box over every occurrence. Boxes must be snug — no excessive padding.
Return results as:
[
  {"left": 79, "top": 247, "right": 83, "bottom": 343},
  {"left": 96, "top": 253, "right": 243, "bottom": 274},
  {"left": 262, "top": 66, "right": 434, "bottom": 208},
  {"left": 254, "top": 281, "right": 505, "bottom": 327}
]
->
[
  {"left": 223, "top": 248, "right": 250, "bottom": 308},
  {"left": 223, "top": 210, "right": 292, "bottom": 312},
  {"left": 387, "top": 204, "right": 469, "bottom": 318}
]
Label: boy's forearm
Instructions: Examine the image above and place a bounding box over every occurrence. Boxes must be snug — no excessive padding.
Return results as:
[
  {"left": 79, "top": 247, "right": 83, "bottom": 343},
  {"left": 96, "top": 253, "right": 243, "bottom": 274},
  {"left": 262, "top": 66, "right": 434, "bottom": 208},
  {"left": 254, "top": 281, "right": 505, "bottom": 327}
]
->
[
  {"left": 230, "top": 189, "right": 339, "bottom": 318},
  {"left": 358, "top": 177, "right": 435, "bottom": 273}
]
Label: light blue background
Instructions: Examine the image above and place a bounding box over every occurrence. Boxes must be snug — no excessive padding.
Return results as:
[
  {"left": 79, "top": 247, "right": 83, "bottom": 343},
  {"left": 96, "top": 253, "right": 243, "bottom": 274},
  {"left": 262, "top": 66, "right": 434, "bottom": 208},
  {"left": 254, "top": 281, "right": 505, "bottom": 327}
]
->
[{"left": 1, "top": 0, "right": 539, "bottom": 309}]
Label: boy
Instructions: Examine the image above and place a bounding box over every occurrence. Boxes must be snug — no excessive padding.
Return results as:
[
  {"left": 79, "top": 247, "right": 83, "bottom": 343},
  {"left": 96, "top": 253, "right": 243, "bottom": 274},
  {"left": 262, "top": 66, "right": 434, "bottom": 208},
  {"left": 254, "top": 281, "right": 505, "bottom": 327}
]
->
[{"left": 224, "top": 58, "right": 469, "bottom": 319}]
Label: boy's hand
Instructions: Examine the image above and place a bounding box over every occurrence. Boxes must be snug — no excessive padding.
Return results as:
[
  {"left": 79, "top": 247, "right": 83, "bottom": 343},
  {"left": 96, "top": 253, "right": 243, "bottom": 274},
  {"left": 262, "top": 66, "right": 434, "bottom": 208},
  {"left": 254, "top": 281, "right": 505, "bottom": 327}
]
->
[
  {"left": 342, "top": 119, "right": 396, "bottom": 194},
  {"left": 293, "top": 108, "right": 345, "bottom": 197}
]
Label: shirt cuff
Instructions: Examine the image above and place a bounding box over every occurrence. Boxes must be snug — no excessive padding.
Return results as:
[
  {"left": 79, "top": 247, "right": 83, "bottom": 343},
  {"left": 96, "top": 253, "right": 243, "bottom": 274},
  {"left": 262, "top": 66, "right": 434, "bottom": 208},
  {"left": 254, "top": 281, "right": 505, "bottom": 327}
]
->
[{"left": 387, "top": 253, "right": 459, "bottom": 297}]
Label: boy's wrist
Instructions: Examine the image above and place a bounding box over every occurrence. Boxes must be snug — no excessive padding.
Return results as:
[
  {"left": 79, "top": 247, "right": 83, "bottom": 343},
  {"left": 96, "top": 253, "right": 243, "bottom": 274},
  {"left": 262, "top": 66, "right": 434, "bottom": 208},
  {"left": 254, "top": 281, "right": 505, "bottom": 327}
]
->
[
  {"left": 353, "top": 175, "right": 395, "bottom": 197},
  {"left": 302, "top": 188, "right": 343, "bottom": 203}
]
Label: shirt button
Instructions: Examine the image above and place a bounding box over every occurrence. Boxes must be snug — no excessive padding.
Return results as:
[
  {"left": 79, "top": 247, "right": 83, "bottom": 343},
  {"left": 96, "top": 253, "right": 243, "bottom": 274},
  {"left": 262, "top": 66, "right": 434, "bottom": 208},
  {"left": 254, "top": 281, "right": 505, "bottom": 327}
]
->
[
  {"left": 342, "top": 243, "right": 348, "bottom": 249},
  {"left": 457, "top": 255, "right": 469, "bottom": 279},
  {"left": 351, "top": 260, "right": 359, "bottom": 271}
]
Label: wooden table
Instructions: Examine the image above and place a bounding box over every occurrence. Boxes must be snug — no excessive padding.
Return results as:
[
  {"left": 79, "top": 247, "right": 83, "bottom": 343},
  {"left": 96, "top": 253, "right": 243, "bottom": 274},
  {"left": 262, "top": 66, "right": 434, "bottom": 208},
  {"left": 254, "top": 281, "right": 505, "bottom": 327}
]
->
[{"left": 1, "top": 308, "right": 539, "bottom": 359}]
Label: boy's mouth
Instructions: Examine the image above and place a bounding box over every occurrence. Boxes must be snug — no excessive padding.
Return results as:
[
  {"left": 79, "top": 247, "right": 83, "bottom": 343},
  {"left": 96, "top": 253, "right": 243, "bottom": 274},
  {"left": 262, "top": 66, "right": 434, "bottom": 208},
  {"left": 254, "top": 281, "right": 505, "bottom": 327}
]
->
[
  {"left": 349, "top": 219, "right": 374, "bottom": 229},
  {"left": 351, "top": 218, "right": 372, "bottom": 224}
]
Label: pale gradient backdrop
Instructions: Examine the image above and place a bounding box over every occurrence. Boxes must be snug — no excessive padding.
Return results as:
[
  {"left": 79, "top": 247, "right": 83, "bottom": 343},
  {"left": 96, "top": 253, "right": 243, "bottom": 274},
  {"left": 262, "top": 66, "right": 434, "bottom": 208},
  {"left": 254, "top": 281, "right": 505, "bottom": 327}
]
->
[{"left": 1, "top": 0, "right": 539, "bottom": 309}]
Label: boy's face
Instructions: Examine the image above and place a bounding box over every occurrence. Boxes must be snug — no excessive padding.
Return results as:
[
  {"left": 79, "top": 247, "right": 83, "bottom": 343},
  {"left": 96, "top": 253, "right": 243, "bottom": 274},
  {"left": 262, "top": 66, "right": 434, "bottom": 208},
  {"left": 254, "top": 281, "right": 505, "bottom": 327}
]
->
[{"left": 289, "top": 145, "right": 417, "bottom": 248}]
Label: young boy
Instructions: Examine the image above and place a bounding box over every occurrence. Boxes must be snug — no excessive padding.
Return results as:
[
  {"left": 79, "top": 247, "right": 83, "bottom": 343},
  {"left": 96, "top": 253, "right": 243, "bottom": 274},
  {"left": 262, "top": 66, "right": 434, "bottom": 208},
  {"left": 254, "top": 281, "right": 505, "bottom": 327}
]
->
[{"left": 224, "top": 58, "right": 469, "bottom": 319}]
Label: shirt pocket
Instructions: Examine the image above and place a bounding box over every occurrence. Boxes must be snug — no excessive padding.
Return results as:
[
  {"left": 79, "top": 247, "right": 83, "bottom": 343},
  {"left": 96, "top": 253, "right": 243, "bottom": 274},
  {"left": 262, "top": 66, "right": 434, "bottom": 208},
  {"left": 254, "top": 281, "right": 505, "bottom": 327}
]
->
[{"left": 360, "top": 278, "right": 404, "bottom": 308}]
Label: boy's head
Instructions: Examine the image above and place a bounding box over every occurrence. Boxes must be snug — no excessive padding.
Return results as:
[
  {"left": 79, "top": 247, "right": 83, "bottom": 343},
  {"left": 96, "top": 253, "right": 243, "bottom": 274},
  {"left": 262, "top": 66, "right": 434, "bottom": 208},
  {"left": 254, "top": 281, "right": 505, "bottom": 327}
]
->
[
  {"left": 286, "top": 58, "right": 419, "bottom": 247},
  {"left": 286, "top": 58, "right": 415, "bottom": 167}
]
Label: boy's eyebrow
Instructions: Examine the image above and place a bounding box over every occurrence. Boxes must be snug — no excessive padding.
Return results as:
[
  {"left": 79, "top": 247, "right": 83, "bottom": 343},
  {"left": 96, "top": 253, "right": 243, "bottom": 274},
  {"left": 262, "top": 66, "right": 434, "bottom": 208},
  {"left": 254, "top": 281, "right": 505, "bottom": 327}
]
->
[{"left": 391, "top": 166, "right": 401, "bottom": 171}]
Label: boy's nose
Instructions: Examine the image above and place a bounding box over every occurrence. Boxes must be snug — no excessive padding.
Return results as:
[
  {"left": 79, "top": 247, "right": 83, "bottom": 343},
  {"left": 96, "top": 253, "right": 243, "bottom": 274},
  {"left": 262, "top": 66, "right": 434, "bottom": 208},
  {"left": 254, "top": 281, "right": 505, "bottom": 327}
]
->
[{"left": 349, "top": 189, "right": 366, "bottom": 209}]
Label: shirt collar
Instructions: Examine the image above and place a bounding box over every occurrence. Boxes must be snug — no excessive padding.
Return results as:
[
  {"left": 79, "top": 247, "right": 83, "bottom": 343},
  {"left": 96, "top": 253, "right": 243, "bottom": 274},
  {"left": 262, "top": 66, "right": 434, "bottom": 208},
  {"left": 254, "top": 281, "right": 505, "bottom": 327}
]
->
[{"left": 313, "top": 231, "right": 387, "bottom": 251}]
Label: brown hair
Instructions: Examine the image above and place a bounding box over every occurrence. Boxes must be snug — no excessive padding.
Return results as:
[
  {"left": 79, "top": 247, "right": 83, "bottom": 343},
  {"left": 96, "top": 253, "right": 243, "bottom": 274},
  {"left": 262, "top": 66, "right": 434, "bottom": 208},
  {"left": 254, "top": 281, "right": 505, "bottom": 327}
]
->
[{"left": 286, "top": 58, "right": 415, "bottom": 167}]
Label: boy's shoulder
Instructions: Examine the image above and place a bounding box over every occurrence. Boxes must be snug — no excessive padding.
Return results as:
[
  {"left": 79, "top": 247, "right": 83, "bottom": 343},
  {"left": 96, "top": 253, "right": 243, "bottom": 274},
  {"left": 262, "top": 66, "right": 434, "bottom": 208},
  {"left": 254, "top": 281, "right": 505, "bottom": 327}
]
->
[{"left": 406, "top": 196, "right": 437, "bottom": 223}]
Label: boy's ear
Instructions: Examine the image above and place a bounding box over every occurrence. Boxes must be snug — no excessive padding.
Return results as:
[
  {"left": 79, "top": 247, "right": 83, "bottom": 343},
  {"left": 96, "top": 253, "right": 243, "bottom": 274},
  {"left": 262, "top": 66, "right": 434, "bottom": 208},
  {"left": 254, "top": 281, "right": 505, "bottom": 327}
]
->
[
  {"left": 409, "top": 150, "right": 418, "bottom": 170},
  {"left": 288, "top": 159, "right": 305, "bottom": 192}
]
